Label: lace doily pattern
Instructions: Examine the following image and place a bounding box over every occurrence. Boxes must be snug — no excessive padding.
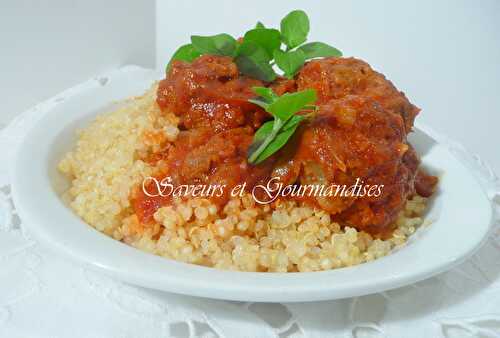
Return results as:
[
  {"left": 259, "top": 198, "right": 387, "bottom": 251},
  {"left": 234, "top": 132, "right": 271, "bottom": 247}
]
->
[{"left": 1, "top": 67, "right": 499, "bottom": 338}]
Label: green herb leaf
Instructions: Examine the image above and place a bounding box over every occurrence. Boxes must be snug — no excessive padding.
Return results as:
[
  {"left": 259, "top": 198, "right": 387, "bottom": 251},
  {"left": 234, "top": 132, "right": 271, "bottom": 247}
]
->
[
  {"left": 247, "top": 88, "right": 316, "bottom": 164},
  {"left": 250, "top": 115, "right": 305, "bottom": 153},
  {"left": 273, "top": 49, "right": 306, "bottom": 79},
  {"left": 280, "top": 10, "right": 310, "bottom": 49},
  {"left": 253, "top": 117, "right": 303, "bottom": 163},
  {"left": 235, "top": 41, "right": 276, "bottom": 82},
  {"left": 282, "top": 114, "right": 306, "bottom": 130},
  {"left": 248, "top": 115, "right": 305, "bottom": 164},
  {"left": 250, "top": 120, "right": 275, "bottom": 150},
  {"left": 255, "top": 21, "right": 266, "bottom": 29},
  {"left": 191, "top": 33, "right": 237, "bottom": 56},
  {"left": 248, "top": 86, "right": 279, "bottom": 111},
  {"left": 248, "top": 98, "right": 269, "bottom": 110},
  {"left": 167, "top": 44, "right": 201, "bottom": 71},
  {"left": 252, "top": 86, "right": 278, "bottom": 103},
  {"left": 168, "top": 10, "right": 343, "bottom": 83},
  {"left": 247, "top": 118, "right": 281, "bottom": 164},
  {"left": 243, "top": 28, "right": 281, "bottom": 58},
  {"left": 298, "top": 42, "right": 342, "bottom": 59},
  {"left": 267, "top": 89, "right": 316, "bottom": 121}
]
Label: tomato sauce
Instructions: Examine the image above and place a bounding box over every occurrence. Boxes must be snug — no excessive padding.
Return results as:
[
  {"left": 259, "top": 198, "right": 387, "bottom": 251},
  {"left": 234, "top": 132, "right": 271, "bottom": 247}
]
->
[{"left": 132, "top": 55, "right": 437, "bottom": 236}]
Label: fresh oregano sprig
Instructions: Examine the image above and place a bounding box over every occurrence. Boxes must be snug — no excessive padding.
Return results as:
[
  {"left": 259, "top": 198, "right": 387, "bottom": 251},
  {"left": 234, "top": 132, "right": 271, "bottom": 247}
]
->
[
  {"left": 247, "top": 87, "right": 317, "bottom": 164},
  {"left": 167, "top": 10, "right": 342, "bottom": 80},
  {"left": 280, "top": 10, "right": 310, "bottom": 50}
]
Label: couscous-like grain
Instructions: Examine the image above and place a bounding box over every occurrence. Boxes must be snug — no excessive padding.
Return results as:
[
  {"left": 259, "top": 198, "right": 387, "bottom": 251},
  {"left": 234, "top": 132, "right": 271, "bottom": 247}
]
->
[{"left": 59, "top": 85, "right": 428, "bottom": 272}]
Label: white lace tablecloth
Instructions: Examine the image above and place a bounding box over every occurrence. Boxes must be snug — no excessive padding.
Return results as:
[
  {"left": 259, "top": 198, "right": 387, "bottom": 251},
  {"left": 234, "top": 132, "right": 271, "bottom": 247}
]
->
[{"left": 1, "top": 70, "right": 500, "bottom": 338}]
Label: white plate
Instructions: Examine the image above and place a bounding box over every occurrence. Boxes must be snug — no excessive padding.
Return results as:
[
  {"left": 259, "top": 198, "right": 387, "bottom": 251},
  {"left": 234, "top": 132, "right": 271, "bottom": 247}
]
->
[{"left": 11, "top": 66, "right": 493, "bottom": 303}]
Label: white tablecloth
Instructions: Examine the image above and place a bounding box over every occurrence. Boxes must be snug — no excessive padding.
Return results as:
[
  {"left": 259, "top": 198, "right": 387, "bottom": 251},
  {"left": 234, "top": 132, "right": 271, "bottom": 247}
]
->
[{"left": 1, "top": 68, "right": 499, "bottom": 338}]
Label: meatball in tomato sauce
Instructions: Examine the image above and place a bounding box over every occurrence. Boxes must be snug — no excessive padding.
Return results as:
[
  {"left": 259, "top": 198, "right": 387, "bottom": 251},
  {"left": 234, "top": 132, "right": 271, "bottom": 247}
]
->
[{"left": 132, "top": 55, "right": 437, "bottom": 237}]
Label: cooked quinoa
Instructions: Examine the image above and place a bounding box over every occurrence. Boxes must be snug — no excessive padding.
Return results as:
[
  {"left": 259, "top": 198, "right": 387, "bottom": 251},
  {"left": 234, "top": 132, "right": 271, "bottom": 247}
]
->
[{"left": 58, "top": 85, "right": 428, "bottom": 272}]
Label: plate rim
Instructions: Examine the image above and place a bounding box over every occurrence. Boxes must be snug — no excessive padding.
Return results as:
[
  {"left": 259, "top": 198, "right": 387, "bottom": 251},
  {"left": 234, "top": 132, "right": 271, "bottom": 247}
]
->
[{"left": 10, "top": 66, "right": 494, "bottom": 302}]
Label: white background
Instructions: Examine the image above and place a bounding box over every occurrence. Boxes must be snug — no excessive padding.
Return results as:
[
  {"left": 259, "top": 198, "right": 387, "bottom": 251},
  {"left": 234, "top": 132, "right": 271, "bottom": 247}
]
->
[
  {"left": 1, "top": 0, "right": 499, "bottom": 171},
  {"left": 0, "top": 0, "right": 155, "bottom": 125}
]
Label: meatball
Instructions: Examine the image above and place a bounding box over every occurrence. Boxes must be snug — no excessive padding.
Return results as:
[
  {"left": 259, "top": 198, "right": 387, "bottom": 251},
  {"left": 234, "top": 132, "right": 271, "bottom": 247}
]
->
[
  {"left": 159, "top": 126, "right": 272, "bottom": 190},
  {"left": 296, "top": 57, "right": 420, "bottom": 133},
  {"left": 135, "top": 55, "right": 436, "bottom": 237},
  {"left": 157, "top": 55, "right": 269, "bottom": 132},
  {"left": 284, "top": 95, "right": 417, "bottom": 236}
]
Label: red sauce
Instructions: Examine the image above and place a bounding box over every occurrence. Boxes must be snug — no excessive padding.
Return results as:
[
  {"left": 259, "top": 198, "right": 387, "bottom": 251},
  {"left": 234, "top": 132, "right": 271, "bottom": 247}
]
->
[
  {"left": 132, "top": 55, "right": 437, "bottom": 237},
  {"left": 157, "top": 55, "right": 268, "bottom": 132}
]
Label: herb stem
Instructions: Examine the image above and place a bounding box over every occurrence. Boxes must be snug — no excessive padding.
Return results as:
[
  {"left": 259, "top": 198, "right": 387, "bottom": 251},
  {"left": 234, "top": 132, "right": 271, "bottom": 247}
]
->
[{"left": 248, "top": 119, "right": 284, "bottom": 163}]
